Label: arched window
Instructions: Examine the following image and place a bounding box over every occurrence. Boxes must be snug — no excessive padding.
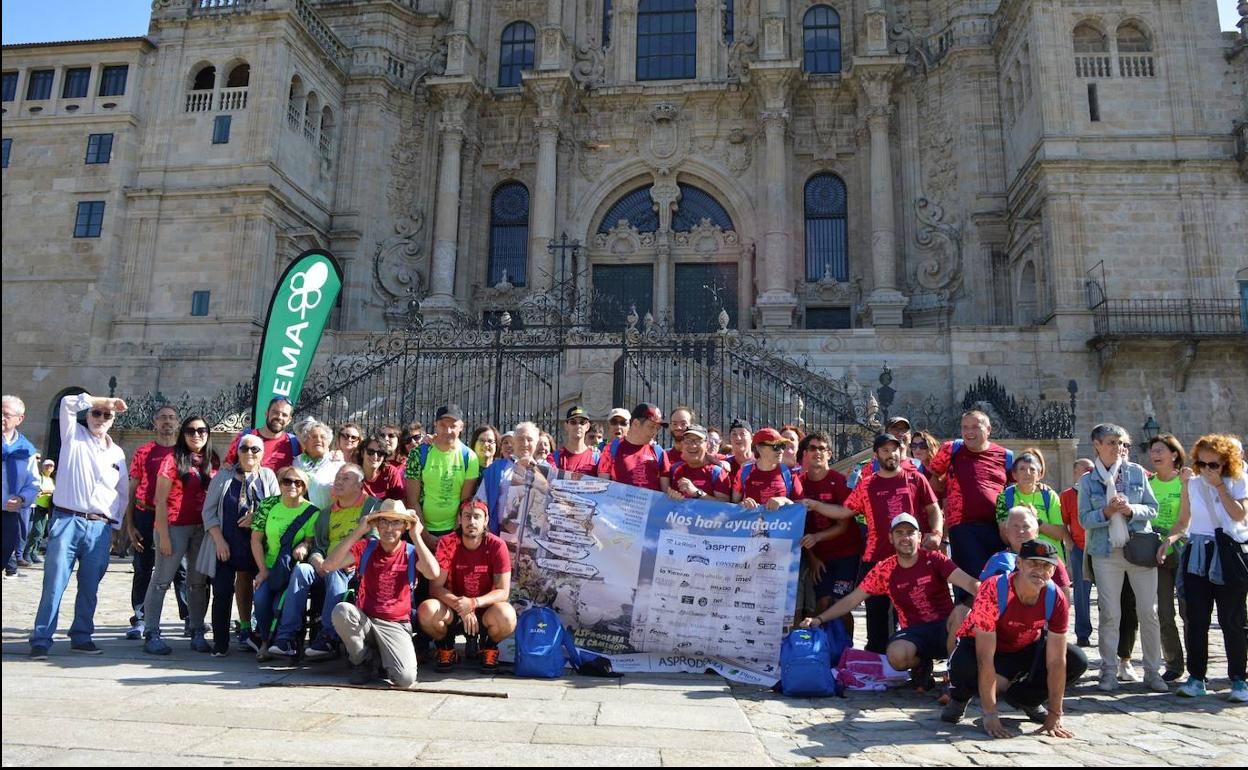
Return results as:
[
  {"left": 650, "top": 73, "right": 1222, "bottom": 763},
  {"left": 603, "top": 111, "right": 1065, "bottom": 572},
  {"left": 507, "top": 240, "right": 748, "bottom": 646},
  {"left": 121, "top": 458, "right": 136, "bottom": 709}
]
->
[
  {"left": 192, "top": 65, "right": 216, "bottom": 91},
  {"left": 226, "top": 63, "right": 250, "bottom": 88},
  {"left": 488, "top": 182, "right": 530, "bottom": 286},
  {"left": 672, "top": 184, "right": 734, "bottom": 232},
  {"left": 499, "top": 21, "right": 536, "bottom": 88},
  {"left": 1072, "top": 23, "right": 1108, "bottom": 53},
  {"left": 636, "top": 0, "right": 696, "bottom": 81},
  {"left": 803, "top": 5, "right": 842, "bottom": 74},
  {"left": 1116, "top": 22, "right": 1151, "bottom": 52},
  {"left": 597, "top": 186, "right": 659, "bottom": 233},
  {"left": 1072, "top": 22, "right": 1110, "bottom": 78},
  {"left": 1116, "top": 21, "right": 1155, "bottom": 77},
  {"left": 804, "top": 174, "right": 848, "bottom": 282}
]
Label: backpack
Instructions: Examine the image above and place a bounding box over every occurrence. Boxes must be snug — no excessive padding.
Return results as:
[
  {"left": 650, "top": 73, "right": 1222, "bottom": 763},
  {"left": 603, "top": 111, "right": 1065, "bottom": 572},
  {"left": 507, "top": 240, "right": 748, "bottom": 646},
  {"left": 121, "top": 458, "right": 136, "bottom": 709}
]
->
[
  {"left": 739, "top": 462, "right": 794, "bottom": 499},
  {"left": 995, "top": 574, "right": 1058, "bottom": 623},
  {"left": 607, "top": 438, "right": 666, "bottom": 479},
  {"left": 779, "top": 626, "right": 840, "bottom": 697},
  {"left": 979, "top": 550, "right": 1019, "bottom": 581},
  {"left": 1003, "top": 485, "right": 1052, "bottom": 515},
  {"left": 418, "top": 443, "right": 472, "bottom": 475},
  {"left": 552, "top": 446, "right": 601, "bottom": 469},
  {"left": 240, "top": 427, "right": 300, "bottom": 458},
  {"left": 347, "top": 538, "right": 417, "bottom": 612},
  {"left": 950, "top": 439, "right": 1014, "bottom": 473},
  {"left": 514, "top": 605, "right": 579, "bottom": 678}
]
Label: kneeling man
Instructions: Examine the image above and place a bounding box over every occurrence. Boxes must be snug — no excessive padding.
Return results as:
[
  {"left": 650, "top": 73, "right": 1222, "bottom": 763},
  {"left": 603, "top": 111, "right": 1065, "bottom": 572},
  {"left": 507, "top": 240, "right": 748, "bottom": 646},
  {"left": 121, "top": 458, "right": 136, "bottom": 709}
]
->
[
  {"left": 802, "top": 514, "right": 979, "bottom": 690},
  {"left": 418, "top": 499, "right": 516, "bottom": 671},
  {"left": 322, "top": 500, "right": 439, "bottom": 687},
  {"left": 942, "top": 539, "right": 1087, "bottom": 739}
]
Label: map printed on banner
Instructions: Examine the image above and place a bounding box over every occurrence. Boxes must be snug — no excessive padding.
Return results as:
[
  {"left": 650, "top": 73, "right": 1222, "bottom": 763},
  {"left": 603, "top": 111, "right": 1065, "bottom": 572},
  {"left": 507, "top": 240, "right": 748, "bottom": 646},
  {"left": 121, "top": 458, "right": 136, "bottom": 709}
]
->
[{"left": 501, "top": 469, "right": 803, "bottom": 685}]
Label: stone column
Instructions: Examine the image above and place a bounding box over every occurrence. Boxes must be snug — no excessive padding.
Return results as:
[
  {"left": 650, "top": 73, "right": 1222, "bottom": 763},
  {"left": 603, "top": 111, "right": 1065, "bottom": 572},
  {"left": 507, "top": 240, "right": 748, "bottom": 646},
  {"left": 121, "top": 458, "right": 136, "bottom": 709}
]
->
[
  {"left": 855, "top": 60, "right": 908, "bottom": 327},
  {"left": 424, "top": 80, "right": 475, "bottom": 317},
  {"left": 613, "top": 0, "right": 638, "bottom": 84},
  {"left": 539, "top": 0, "right": 569, "bottom": 70},
  {"left": 760, "top": 0, "right": 788, "bottom": 61},
  {"left": 751, "top": 62, "right": 799, "bottom": 328},
  {"left": 524, "top": 76, "right": 569, "bottom": 293}
]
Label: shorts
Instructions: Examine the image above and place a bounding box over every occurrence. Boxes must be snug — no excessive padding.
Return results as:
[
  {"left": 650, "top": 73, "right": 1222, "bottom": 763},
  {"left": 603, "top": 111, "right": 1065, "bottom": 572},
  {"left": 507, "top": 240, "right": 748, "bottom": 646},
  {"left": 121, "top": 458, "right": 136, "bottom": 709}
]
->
[
  {"left": 889, "top": 619, "right": 949, "bottom": 662},
  {"left": 447, "top": 607, "right": 489, "bottom": 639},
  {"left": 816, "top": 556, "right": 860, "bottom": 602}
]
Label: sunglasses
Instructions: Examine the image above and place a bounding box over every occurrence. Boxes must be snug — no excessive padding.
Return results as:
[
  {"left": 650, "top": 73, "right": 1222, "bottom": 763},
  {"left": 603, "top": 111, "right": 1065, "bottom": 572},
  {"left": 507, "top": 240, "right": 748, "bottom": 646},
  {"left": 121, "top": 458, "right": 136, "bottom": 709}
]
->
[
  {"left": 403, "top": 435, "right": 421, "bottom": 444},
  {"left": 280, "top": 478, "right": 305, "bottom": 487},
  {"left": 1195, "top": 460, "right": 1224, "bottom": 470},
  {"left": 381, "top": 432, "right": 399, "bottom": 439},
  {"left": 238, "top": 445, "right": 263, "bottom": 454},
  {"left": 90, "top": 410, "right": 115, "bottom": 419},
  {"left": 760, "top": 442, "right": 788, "bottom": 451},
  {"left": 609, "top": 419, "right": 628, "bottom": 426},
  {"left": 183, "top": 426, "right": 210, "bottom": 436},
  {"left": 364, "top": 448, "right": 388, "bottom": 457},
  {"left": 910, "top": 441, "right": 927, "bottom": 449},
  {"left": 339, "top": 433, "right": 361, "bottom": 441}
]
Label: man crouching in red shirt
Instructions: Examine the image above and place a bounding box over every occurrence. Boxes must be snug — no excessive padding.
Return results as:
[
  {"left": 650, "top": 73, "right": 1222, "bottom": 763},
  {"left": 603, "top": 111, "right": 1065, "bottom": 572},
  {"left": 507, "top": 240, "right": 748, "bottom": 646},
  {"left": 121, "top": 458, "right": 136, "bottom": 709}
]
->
[
  {"left": 418, "top": 499, "right": 516, "bottom": 672},
  {"left": 942, "top": 540, "right": 1088, "bottom": 738}
]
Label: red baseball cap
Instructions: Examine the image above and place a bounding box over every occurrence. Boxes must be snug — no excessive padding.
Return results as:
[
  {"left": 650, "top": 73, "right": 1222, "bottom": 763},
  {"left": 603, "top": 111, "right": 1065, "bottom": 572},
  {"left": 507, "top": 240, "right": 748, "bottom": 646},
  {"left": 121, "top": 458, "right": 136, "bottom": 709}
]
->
[{"left": 752, "top": 427, "right": 784, "bottom": 446}]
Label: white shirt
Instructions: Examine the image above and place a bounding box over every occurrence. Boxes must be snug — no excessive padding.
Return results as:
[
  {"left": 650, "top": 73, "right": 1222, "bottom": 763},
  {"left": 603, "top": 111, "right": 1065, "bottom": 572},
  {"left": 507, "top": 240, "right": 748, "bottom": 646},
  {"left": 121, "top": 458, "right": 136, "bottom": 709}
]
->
[
  {"left": 51, "top": 394, "right": 128, "bottom": 528},
  {"left": 1187, "top": 475, "right": 1248, "bottom": 539},
  {"left": 295, "top": 453, "right": 343, "bottom": 513}
]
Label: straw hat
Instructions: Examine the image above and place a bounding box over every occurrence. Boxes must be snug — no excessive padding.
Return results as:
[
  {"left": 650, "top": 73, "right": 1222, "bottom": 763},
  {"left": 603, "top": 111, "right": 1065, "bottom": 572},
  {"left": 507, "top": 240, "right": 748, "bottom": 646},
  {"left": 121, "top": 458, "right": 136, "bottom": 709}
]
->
[{"left": 369, "top": 499, "right": 419, "bottom": 524}]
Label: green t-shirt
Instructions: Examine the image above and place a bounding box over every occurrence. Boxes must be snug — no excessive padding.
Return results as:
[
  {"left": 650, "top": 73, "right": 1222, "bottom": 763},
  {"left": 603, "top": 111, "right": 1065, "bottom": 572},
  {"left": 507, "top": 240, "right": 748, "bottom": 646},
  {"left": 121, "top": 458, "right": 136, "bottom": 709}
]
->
[
  {"left": 320, "top": 499, "right": 369, "bottom": 558},
  {"left": 1150, "top": 474, "right": 1183, "bottom": 555},
  {"left": 253, "top": 497, "right": 319, "bottom": 568},
  {"left": 405, "top": 441, "right": 481, "bottom": 533},
  {"left": 995, "top": 484, "right": 1065, "bottom": 560}
]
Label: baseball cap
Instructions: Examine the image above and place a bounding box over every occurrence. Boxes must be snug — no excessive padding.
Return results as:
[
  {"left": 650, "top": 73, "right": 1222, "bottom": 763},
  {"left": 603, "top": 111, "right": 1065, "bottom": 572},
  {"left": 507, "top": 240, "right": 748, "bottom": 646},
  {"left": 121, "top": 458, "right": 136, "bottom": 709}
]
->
[
  {"left": 682, "top": 424, "right": 708, "bottom": 440},
  {"left": 729, "top": 417, "right": 753, "bottom": 433},
  {"left": 608, "top": 407, "right": 631, "bottom": 424},
  {"left": 565, "top": 405, "right": 589, "bottom": 422},
  {"left": 1019, "top": 539, "right": 1061, "bottom": 566},
  {"left": 890, "top": 513, "right": 920, "bottom": 531},
  {"left": 886, "top": 415, "right": 912, "bottom": 431},
  {"left": 435, "top": 404, "right": 464, "bottom": 422},
  {"left": 752, "top": 427, "right": 784, "bottom": 446},
  {"left": 873, "top": 433, "right": 902, "bottom": 451},
  {"left": 41, "top": 458, "right": 55, "bottom": 467},
  {"left": 631, "top": 403, "right": 666, "bottom": 426}
]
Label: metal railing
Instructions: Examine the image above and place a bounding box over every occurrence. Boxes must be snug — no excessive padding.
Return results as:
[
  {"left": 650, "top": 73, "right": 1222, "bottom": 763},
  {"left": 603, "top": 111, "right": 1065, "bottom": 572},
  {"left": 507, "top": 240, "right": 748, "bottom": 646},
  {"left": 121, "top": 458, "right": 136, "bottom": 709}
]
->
[{"left": 1091, "top": 299, "right": 1245, "bottom": 337}]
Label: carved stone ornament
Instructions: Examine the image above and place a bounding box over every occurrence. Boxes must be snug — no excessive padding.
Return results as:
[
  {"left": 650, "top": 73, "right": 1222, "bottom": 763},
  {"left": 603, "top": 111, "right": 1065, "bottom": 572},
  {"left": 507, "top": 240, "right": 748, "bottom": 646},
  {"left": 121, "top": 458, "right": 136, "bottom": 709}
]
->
[
  {"left": 671, "top": 219, "right": 740, "bottom": 253},
  {"left": 727, "top": 32, "right": 759, "bottom": 80},
  {"left": 797, "top": 267, "right": 859, "bottom": 305},
  {"left": 725, "top": 127, "right": 754, "bottom": 174},
  {"left": 594, "top": 222, "right": 657, "bottom": 256},
  {"left": 373, "top": 215, "right": 428, "bottom": 328},
  {"left": 572, "top": 36, "right": 606, "bottom": 87},
  {"left": 639, "top": 102, "right": 689, "bottom": 172},
  {"left": 913, "top": 197, "right": 963, "bottom": 294},
  {"left": 889, "top": 20, "right": 935, "bottom": 74}
]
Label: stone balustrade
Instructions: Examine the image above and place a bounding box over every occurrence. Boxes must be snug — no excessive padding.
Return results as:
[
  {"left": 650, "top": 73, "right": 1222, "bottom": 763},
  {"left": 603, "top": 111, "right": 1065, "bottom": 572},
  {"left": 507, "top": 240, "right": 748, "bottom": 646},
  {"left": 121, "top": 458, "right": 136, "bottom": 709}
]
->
[
  {"left": 218, "top": 86, "right": 248, "bottom": 110},
  {"left": 185, "top": 91, "right": 213, "bottom": 112},
  {"left": 1118, "top": 55, "right": 1155, "bottom": 78},
  {"left": 1074, "top": 54, "right": 1112, "bottom": 78}
]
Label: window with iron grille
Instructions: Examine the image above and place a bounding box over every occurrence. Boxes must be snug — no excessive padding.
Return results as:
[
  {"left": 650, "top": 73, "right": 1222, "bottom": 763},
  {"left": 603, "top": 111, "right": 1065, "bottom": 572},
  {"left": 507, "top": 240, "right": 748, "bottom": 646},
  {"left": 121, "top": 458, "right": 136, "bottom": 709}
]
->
[
  {"left": 802, "top": 5, "right": 842, "bottom": 74},
  {"left": 212, "top": 115, "right": 232, "bottom": 144},
  {"left": 62, "top": 68, "right": 91, "bottom": 99},
  {"left": 637, "top": 0, "right": 696, "bottom": 81},
  {"left": 592, "top": 265, "right": 654, "bottom": 331},
  {"left": 85, "top": 133, "right": 113, "bottom": 164},
  {"left": 499, "top": 22, "right": 536, "bottom": 88},
  {"left": 1, "top": 72, "right": 17, "bottom": 102},
  {"left": 672, "top": 184, "right": 734, "bottom": 232},
  {"left": 597, "top": 186, "right": 659, "bottom": 234},
  {"left": 98, "top": 65, "right": 128, "bottom": 97},
  {"left": 675, "top": 263, "right": 738, "bottom": 332},
  {"left": 73, "top": 201, "right": 106, "bottom": 238},
  {"left": 488, "top": 182, "right": 530, "bottom": 286},
  {"left": 804, "top": 174, "right": 849, "bottom": 282},
  {"left": 26, "top": 70, "right": 54, "bottom": 101}
]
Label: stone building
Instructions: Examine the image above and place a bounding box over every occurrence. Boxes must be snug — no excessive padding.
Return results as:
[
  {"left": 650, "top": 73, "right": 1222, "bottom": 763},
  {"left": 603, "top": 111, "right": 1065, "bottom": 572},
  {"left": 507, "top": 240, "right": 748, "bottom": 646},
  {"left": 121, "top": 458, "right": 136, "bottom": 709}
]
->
[{"left": 2, "top": 0, "right": 1246, "bottom": 453}]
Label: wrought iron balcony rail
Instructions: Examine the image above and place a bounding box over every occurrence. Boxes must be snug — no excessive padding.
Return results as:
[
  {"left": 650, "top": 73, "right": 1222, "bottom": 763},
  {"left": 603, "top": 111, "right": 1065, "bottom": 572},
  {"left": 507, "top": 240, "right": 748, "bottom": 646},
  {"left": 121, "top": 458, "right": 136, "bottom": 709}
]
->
[{"left": 1091, "top": 298, "right": 1245, "bottom": 339}]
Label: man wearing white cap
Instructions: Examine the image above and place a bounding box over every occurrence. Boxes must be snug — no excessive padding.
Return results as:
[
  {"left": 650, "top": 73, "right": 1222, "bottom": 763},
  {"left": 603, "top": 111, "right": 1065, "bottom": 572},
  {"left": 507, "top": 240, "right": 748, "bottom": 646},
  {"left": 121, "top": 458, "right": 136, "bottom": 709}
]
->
[
  {"left": 802, "top": 513, "right": 979, "bottom": 690},
  {"left": 322, "top": 499, "right": 440, "bottom": 687}
]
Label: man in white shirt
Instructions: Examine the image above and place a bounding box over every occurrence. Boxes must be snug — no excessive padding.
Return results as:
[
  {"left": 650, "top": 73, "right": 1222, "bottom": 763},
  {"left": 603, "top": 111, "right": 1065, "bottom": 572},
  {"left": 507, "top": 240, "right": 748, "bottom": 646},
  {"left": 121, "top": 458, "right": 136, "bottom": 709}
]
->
[{"left": 29, "top": 393, "right": 129, "bottom": 659}]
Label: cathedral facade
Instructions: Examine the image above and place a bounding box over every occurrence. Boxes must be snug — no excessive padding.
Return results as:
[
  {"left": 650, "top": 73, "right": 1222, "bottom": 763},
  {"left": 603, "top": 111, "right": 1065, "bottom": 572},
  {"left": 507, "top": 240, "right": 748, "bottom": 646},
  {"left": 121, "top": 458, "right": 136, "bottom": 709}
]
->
[{"left": 2, "top": 0, "right": 1246, "bottom": 450}]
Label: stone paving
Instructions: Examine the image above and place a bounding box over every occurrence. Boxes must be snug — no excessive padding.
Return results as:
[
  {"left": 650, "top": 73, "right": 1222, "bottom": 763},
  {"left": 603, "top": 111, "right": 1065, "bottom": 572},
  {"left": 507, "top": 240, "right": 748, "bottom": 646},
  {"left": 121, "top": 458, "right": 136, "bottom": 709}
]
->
[{"left": 2, "top": 559, "right": 1243, "bottom": 766}]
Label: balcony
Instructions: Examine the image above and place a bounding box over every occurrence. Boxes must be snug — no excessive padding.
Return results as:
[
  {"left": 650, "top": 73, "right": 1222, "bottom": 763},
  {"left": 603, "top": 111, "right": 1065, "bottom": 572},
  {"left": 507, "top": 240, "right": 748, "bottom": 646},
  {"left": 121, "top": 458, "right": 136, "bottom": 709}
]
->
[
  {"left": 185, "top": 91, "right": 213, "bottom": 112},
  {"left": 1091, "top": 298, "right": 1245, "bottom": 340},
  {"left": 218, "top": 86, "right": 248, "bottom": 111},
  {"left": 1074, "top": 55, "right": 1112, "bottom": 78},
  {"left": 1118, "top": 55, "right": 1156, "bottom": 78}
]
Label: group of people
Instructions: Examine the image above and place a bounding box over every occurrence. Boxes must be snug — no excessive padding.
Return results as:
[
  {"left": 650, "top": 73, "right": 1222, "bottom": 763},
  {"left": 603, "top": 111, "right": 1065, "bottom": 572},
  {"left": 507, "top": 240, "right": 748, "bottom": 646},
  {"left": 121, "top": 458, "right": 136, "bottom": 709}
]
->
[{"left": 5, "top": 390, "right": 1245, "bottom": 738}]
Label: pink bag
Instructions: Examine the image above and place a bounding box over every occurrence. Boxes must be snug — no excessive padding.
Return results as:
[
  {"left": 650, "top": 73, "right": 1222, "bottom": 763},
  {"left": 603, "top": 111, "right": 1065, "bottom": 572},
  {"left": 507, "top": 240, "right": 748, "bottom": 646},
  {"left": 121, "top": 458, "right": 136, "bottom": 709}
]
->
[{"left": 834, "top": 649, "right": 909, "bottom": 691}]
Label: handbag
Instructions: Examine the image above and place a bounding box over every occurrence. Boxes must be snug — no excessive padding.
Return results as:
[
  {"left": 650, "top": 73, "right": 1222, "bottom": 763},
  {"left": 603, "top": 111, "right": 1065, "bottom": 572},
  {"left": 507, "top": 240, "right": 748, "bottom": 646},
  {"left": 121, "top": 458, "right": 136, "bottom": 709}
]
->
[
  {"left": 195, "top": 533, "right": 218, "bottom": 578},
  {"left": 1124, "top": 530, "right": 1162, "bottom": 568},
  {"left": 1214, "top": 528, "right": 1248, "bottom": 591}
]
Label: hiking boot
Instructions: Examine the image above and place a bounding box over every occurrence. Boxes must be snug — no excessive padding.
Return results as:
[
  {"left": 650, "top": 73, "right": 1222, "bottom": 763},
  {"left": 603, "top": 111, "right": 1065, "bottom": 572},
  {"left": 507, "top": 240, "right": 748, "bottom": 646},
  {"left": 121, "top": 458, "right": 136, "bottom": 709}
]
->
[
  {"left": 1176, "top": 677, "right": 1206, "bottom": 698},
  {"left": 436, "top": 647, "right": 457, "bottom": 672},
  {"left": 939, "top": 697, "right": 969, "bottom": 724},
  {"left": 125, "top": 621, "right": 145, "bottom": 641},
  {"left": 481, "top": 647, "right": 500, "bottom": 672},
  {"left": 1229, "top": 679, "right": 1248, "bottom": 703},
  {"left": 143, "top": 635, "right": 172, "bottom": 656},
  {"left": 304, "top": 633, "right": 337, "bottom": 661},
  {"left": 1144, "top": 671, "right": 1170, "bottom": 692}
]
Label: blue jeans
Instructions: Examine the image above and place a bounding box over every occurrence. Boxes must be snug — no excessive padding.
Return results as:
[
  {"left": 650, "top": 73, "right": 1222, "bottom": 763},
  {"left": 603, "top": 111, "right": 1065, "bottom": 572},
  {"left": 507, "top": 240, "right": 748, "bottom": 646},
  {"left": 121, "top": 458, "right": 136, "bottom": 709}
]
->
[
  {"left": 1069, "top": 545, "right": 1093, "bottom": 642},
  {"left": 30, "top": 512, "right": 114, "bottom": 649},
  {"left": 275, "top": 564, "right": 349, "bottom": 642},
  {"left": 7, "top": 507, "right": 32, "bottom": 570}
]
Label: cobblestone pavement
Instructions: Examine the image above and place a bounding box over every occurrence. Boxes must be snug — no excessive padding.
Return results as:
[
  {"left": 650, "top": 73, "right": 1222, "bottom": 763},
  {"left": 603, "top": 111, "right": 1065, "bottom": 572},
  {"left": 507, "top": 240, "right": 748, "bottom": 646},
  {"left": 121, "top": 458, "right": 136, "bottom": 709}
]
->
[{"left": 2, "top": 560, "right": 1243, "bottom": 766}]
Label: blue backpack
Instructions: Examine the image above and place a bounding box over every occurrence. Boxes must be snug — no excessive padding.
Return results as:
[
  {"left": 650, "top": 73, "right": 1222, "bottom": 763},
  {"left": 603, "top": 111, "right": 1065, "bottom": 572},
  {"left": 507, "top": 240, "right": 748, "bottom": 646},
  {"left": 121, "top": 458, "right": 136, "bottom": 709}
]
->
[
  {"left": 995, "top": 574, "right": 1058, "bottom": 622},
  {"left": 354, "top": 538, "right": 418, "bottom": 618},
  {"left": 606, "top": 438, "right": 666, "bottom": 479},
  {"left": 240, "top": 427, "right": 300, "bottom": 458},
  {"left": 1003, "top": 484, "right": 1052, "bottom": 514},
  {"left": 950, "top": 439, "right": 1014, "bottom": 473},
  {"left": 739, "top": 462, "right": 794, "bottom": 498},
  {"left": 417, "top": 443, "right": 472, "bottom": 474},
  {"left": 515, "top": 606, "right": 581, "bottom": 678},
  {"left": 780, "top": 626, "right": 840, "bottom": 697}
]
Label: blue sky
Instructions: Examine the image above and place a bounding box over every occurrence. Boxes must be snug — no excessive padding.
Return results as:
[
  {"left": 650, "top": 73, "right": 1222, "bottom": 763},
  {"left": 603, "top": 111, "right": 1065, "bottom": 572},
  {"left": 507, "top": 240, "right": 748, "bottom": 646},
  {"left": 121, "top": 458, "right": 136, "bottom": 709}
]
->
[{"left": 2, "top": 0, "right": 1242, "bottom": 44}]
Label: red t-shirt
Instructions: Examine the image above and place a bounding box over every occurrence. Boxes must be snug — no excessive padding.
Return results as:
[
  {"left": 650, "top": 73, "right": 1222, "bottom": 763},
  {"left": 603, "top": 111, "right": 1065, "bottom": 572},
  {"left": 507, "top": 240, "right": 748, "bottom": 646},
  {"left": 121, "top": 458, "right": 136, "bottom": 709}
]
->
[
  {"left": 129, "top": 442, "right": 174, "bottom": 511},
  {"left": 928, "top": 442, "right": 1012, "bottom": 528},
  {"left": 859, "top": 550, "right": 959, "bottom": 628},
  {"left": 845, "top": 470, "right": 938, "bottom": 562},
  {"left": 224, "top": 430, "right": 298, "bottom": 471},
  {"left": 958, "top": 574, "right": 1070, "bottom": 653},
  {"left": 800, "top": 470, "right": 859, "bottom": 561},
  {"left": 351, "top": 538, "right": 419, "bottom": 622},
  {"left": 549, "top": 446, "right": 599, "bottom": 475},
  {"left": 362, "top": 464, "right": 406, "bottom": 500},
  {"left": 596, "top": 439, "right": 671, "bottom": 491},
  {"left": 1060, "top": 486, "right": 1086, "bottom": 550},
  {"left": 727, "top": 454, "right": 751, "bottom": 478},
  {"left": 434, "top": 532, "right": 511, "bottom": 599},
  {"left": 669, "top": 460, "right": 732, "bottom": 498},
  {"left": 156, "top": 453, "right": 215, "bottom": 526},
  {"left": 734, "top": 464, "right": 804, "bottom": 506},
  {"left": 857, "top": 457, "right": 924, "bottom": 485}
]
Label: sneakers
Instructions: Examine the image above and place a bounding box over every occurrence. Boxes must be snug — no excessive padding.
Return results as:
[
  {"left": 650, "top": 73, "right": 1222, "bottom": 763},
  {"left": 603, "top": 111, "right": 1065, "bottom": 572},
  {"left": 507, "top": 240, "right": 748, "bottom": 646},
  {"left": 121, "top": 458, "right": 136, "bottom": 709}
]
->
[
  {"left": 1098, "top": 669, "right": 1120, "bottom": 692},
  {"left": 1176, "top": 677, "right": 1207, "bottom": 698},
  {"left": 190, "top": 630, "right": 212, "bottom": 654},
  {"left": 16, "top": 558, "right": 32, "bottom": 568},
  {"left": 29, "top": 646, "right": 49, "bottom": 661},
  {"left": 350, "top": 652, "right": 379, "bottom": 685},
  {"left": 1229, "top": 679, "right": 1248, "bottom": 703},
  {"left": 70, "top": 641, "right": 103, "bottom": 655},
  {"left": 1162, "top": 669, "right": 1183, "bottom": 683},
  {"left": 939, "top": 697, "right": 969, "bottom": 724},
  {"left": 435, "top": 646, "right": 458, "bottom": 672},
  {"left": 481, "top": 647, "right": 500, "bottom": 672},
  {"left": 126, "top": 621, "right": 146, "bottom": 641},
  {"left": 1117, "top": 659, "right": 1141, "bottom": 683},
  {"left": 267, "top": 639, "right": 298, "bottom": 658},
  {"left": 211, "top": 648, "right": 230, "bottom": 658},
  {"left": 240, "top": 631, "right": 262, "bottom": 653},
  {"left": 304, "top": 634, "right": 337, "bottom": 661},
  {"left": 1144, "top": 671, "right": 1170, "bottom": 692},
  {"left": 29, "top": 553, "right": 43, "bottom": 565},
  {"left": 1076, "top": 637, "right": 1092, "bottom": 648},
  {"left": 143, "top": 635, "right": 172, "bottom": 656}
]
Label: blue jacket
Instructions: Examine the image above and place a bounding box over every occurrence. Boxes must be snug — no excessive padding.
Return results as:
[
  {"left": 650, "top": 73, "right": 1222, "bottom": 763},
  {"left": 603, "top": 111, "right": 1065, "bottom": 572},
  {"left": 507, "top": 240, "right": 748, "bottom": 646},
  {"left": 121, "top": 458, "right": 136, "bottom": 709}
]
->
[
  {"left": 1077, "top": 462, "right": 1158, "bottom": 558},
  {"left": 2, "top": 431, "right": 41, "bottom": 511},
  {"left": 477, "top": 458, "right": 514, "bottom": 535}
]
